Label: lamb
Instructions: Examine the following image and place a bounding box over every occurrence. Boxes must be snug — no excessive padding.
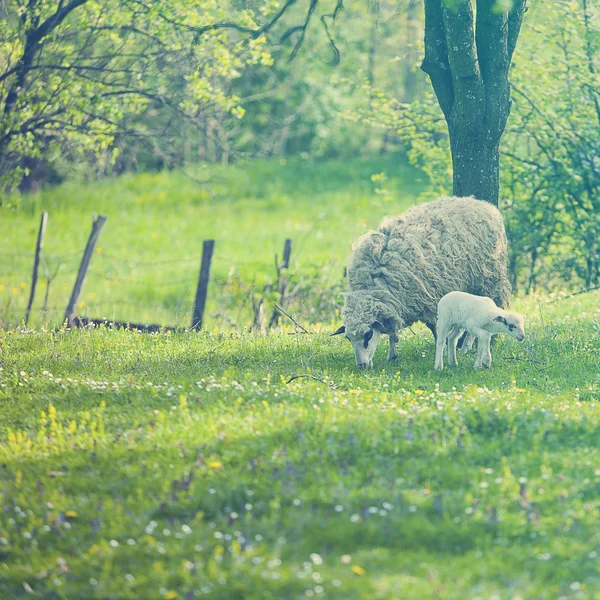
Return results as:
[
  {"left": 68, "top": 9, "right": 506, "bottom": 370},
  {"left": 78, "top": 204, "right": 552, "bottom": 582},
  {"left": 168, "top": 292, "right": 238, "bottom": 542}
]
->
[
  {"left": 332, "top": 196, "right": 511, "bottom": 369},
  {"left": 435, "top": 291, "right": 525, "bottom": 370}
]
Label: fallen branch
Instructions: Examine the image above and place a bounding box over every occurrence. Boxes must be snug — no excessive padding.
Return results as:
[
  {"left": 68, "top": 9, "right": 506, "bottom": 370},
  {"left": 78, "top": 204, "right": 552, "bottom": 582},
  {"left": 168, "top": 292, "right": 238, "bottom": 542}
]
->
[
  {"left": 71, "top": 316, "right": 180, "bottom": 333},
  {"left": 535, "top": 360, "right": 570, "bottom": 373},
  {"left": 286, "top": 373, "right": 338, "bottom": 389},
  {"left": 545, "top": 285, "right": 600, "bottom": 304},
  {"left": 274, "top": 303, "right": 309, "bottom": 333}
]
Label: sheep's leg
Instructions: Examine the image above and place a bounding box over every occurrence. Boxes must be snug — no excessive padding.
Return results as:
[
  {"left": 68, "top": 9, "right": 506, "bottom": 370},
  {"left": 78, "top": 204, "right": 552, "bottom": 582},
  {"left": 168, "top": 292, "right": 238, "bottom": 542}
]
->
[
  {"left": 387, "top": 332, "right": 399, "bottom": 361},
  {"left": 447, "top": 327, "right": 463, "bottom": 367},
  {"left": 481, "top": 335, "right": 492, "bottom": 368},
  {"left": 435, "top": 322, "right": 451, "bottom": 371},
  {"left": 470, "top": 327, "right": 492, "bottom": 369},
  {"left": 425, "top": 322, "right": 437, "bottom": 340},
  {"left": 475, "top": 334, "right": 492, "bottom": 368},
  {"left": 493, "top": 284, "right": 511, "bottom": 310},
  {"left": 461, "top": 333, "right": 476, "bottom": 354},
  {"left": 473, "top": 340, "right": 485, "bottom": 369}
]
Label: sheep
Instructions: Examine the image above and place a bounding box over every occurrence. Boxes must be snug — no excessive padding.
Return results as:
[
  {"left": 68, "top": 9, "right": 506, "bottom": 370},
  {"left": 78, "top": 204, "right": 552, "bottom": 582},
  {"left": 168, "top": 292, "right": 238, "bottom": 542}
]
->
[
  {"left": 435, "top": 291, "right": 525, "bottom": 370},
  {"left": 332, "top": 195, "right": 511, "bottom": 369}
]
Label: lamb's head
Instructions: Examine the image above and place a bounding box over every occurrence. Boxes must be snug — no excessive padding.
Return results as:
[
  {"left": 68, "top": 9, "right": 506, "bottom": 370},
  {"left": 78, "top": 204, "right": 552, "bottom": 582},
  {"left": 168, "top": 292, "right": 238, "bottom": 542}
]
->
[
  {"left": 332, "top": 291, "right": 403, "bottom": 369},
  {"left": 493, "top": 310, "right": 525, "bottom": 341}
]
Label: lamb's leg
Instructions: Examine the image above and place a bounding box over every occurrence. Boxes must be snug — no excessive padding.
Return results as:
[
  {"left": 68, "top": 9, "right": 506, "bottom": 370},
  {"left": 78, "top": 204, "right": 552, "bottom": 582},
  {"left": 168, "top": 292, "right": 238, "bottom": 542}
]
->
[
  {"left": 473, "top": 340, "right": 485, "bottom": 369},
  {"left": 461, "top": 333, "right": 476, "bottom": 354},
  {"left": 435, "top": 321, "right": 450, "bottom": 371},
  {"left": 480, "top": 334, "right": 492, "bottom": 368},
  {"left": 387, "top": 332, "right": 399, "bottom": 361},
  {"left": 447, "top": 327, "right": 463, "bottom": 367},
  {"left": 470, "top": 327, "right": 492, "bottom": 369}
]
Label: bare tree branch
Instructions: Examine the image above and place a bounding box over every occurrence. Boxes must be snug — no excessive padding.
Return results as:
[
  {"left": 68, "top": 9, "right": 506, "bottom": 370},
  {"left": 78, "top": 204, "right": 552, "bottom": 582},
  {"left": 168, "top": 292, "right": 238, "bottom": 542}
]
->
[{"left": 320, "top": 0, "right": 344, "bottom": 66}]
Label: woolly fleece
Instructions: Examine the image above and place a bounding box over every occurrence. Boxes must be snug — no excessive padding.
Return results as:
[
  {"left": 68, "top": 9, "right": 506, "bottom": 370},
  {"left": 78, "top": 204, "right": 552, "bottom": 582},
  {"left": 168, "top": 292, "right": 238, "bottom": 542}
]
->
[{"left": 342, "top": 195, "right": 511, "bottom": 340}]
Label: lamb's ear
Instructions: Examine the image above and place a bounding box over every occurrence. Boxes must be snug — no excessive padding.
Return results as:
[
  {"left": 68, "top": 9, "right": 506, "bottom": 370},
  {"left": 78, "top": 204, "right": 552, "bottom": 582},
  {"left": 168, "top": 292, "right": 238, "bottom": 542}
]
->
[
  {"left": 330, "top": 325, "right": 346, "bottom": 336},
  {"left": 493, "top": 315, "right": 507, "bottom": 324},
  {"left": 371, "top": 321, "right": 384, "bottom": 332}
]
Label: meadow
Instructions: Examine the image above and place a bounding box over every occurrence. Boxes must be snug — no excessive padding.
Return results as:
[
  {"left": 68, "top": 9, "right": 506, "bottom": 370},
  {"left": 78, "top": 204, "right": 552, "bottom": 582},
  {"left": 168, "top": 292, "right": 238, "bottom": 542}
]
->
[
  {"left": 2, "top": 291, "right": 600, "bottom": 599},
  {"left": 2, "top": 160, "right": 600, "bottom": 599},
  {"left": 0, "top": 157, "right": 426, "bottom": 329}
]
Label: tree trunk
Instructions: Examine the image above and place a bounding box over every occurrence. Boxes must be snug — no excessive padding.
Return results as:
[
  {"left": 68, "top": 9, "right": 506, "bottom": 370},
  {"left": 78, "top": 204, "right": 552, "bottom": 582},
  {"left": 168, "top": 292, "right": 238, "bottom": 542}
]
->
[
  {"left": 449, "top": 129, "right": 499, "bottom": 204},
  {"left": 421, "top": 0, "right": 527, "bottom": 206}
]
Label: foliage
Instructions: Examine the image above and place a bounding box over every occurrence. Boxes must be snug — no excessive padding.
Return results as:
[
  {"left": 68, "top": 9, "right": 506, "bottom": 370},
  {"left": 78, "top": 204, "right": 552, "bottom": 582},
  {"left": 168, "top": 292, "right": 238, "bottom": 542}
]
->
[
  {"left": 0, "top": 0, "right": 430, "bottom": 185},
  {"left": 2, "top": 292, "right": 600, "bottom": 597},
  {"left": 0, "top": 0, "right": 301, "bottom": 187},
  {"left": 343, "top": 85, "right": 451, "bottom": 198},
  {"left": 503, "top": 0, "right": 600, "bottom": 291},
  {"left": 221, "top": 0, "right": 428, "bottom": 161},
  {"left": 350, "top": 0, "right": 600, "bottom": 293}
]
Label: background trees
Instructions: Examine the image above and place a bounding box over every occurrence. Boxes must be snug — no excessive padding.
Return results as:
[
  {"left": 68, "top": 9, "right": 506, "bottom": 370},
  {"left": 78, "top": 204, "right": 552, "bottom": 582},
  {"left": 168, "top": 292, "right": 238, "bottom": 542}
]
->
[
  {"left": 0, "top": 0, "right": 305, "bottom": 186},
  {"left": 1, "top": 0, "right": 599, "bottom": 293}
]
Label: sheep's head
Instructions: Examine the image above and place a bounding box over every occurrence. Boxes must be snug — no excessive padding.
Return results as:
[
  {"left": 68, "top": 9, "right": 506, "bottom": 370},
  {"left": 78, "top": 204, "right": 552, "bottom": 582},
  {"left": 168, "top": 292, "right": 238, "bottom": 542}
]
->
[
  {"left": 493, "top": 311, "right": 525, "bottom": 341},
  {"left": 332, "top": 291, "right": 402, "bottom": 369}
]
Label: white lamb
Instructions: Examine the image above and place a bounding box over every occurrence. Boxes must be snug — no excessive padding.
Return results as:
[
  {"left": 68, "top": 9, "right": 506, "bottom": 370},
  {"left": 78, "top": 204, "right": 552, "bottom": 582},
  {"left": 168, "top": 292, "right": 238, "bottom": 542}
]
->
[
  {"left": 333, "top": 196, "right": 511, "bottom": 369},
  {"left": 435, "top": 291, "right": 525, "bottom": 371}
]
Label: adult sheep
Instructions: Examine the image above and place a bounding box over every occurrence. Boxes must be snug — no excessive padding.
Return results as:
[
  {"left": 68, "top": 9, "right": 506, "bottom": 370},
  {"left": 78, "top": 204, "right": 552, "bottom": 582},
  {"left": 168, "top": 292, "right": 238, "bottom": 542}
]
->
[{"left": 332, "top": 195, "right": 511, "bottom": 368}]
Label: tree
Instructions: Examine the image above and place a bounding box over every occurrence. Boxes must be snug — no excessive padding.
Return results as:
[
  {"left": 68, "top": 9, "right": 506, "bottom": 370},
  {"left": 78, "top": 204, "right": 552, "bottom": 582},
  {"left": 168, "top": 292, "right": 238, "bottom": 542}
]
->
[
  {"left": 421, "top": 0, "right": 527, "bottom": 205},
  {"left": 0, "top": 0, "right": 306, "bottom": 187},
  {"left": 502, "top": 0, "right": 600, "bottom": 290}
]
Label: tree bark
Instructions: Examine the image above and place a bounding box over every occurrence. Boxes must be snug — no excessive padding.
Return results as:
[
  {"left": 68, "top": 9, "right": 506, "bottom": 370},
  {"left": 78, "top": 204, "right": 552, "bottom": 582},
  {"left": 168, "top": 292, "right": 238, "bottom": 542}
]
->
[
  {"left": 421, "top": 0, "right": 527, "bottom": 206},
  {"left": 449, "top": 129, "right": 499, "bottom": 202}
]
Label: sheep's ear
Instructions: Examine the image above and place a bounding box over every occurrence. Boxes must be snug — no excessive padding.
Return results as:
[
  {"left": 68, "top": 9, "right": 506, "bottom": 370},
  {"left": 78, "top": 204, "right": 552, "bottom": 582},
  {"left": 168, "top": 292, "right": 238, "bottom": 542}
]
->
[
  {"left": 331, "top": 325, "right": 346, "bottom": 336},
  {"left": 371, "top": 321, "right": 384, "bottom": 332},
  {"left": 493, "top": 316, "right": 507, "bottom": 324}
]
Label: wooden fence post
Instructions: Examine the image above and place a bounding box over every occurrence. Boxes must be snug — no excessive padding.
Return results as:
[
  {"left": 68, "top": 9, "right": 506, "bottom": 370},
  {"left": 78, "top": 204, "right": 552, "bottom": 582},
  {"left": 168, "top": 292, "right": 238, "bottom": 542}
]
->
[
  {"left": 269, "top": 238, "right": 292, "bottom": 328},
  {"left": 64, "top": 215, "right": 107, "bottom": 326},
  {"left": 24, "top": 211, "right": 48, "bottom": 326},
  {"left": 191, "top": 240, "right": 215, "bottom": 330}
]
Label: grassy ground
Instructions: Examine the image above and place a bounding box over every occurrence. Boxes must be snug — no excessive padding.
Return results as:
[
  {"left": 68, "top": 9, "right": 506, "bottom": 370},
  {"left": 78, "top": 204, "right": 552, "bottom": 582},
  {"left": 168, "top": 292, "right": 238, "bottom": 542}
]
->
[
  {"left": 2, "top": 291, "right": 600, "bottom": 599},
  {"left": 0, "top": 157, "right": 426, "bottom": 329},
  {"left": 3, "top": 159, "right": 600, "bottom": 598}
]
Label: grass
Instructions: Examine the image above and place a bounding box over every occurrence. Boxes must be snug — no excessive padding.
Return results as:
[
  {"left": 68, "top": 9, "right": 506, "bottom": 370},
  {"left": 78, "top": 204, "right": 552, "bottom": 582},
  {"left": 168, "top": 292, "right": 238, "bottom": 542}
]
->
[
  {"left": 0, "top": 156, "right": 426, "bottom": 329},
  {"left": 2, "top": 291, "right": 600, "bottom": 599},
  {"left": 3, "top": 157, "right": 600, "bottom": 598}
]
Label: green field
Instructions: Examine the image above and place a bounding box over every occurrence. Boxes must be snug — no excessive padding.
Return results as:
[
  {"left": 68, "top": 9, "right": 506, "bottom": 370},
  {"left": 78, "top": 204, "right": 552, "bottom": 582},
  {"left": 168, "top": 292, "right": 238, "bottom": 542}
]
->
[
  {"left": 3, "top": 160, "right": 600, "bottom": 598},
  {"left": 2, "top": 290, "right": 600, "bottom": 598},
  {"left": 0, "top": 157, "right": 426, "bottom": 329}
]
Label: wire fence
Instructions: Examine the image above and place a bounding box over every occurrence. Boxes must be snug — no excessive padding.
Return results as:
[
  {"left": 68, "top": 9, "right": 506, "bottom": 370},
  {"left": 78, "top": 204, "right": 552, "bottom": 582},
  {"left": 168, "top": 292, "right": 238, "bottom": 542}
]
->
[{"left": 0, "top": 213, "right": 341, "bottom": 332}]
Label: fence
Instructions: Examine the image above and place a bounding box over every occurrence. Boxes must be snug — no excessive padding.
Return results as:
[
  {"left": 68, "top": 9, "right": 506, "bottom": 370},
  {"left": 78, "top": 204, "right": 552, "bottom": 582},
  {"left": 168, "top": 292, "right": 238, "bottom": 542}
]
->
[{"left": 0, "top": 212, "right": 311, "bottom": 332}]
